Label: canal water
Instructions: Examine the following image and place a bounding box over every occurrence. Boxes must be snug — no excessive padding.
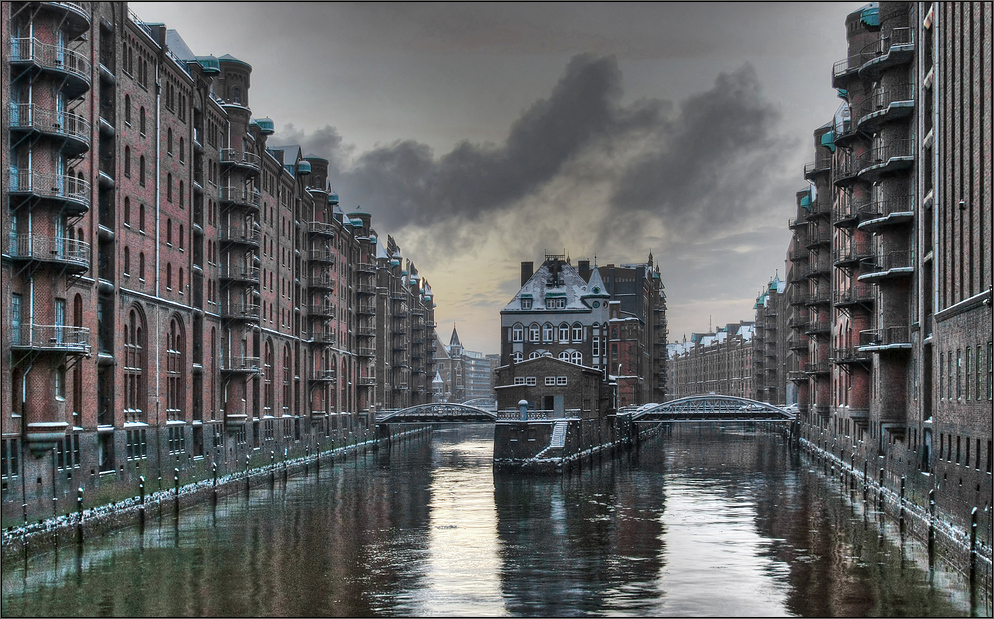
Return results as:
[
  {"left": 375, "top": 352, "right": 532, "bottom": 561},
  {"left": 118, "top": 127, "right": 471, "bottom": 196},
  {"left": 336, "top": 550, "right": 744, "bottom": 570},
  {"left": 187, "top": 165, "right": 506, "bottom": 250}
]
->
[{"left": 2, "top": 424, "right": 987, "bottom": 616}]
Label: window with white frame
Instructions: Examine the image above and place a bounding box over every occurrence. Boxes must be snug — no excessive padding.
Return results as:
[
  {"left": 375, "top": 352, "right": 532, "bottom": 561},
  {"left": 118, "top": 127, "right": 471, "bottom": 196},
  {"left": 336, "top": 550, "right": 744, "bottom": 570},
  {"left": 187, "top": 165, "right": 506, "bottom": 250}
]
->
[
  {"left": 546, "top": 297, "right": 565, "bottom": 309},
  {"left": 559, "top": 351, "right": 571, "bottom": 361},
  {"left": 543, "top": 323, "right": 554, "bottom": 342},
  {"left": 571, "top": 351, "right": 582, "bottom": 365},
  {"left": 572, "top": 323, "right": 583, "bottom": 342},
  {"left": 512, "top": 324, "right": 523, "bottom": 342},
  {"left": 545, "top": 376, "right": 557, "bottom": 386},
  {"left": 521, "top": 297, "right": 532, "bottom": 310},
  {"left": 557, "top": 376, "right": 568, "bottom": 385},
  {"left": 514, "top": 376, "right": 525, "bottom": 385},
  {"left": 529, "top": 324, "right": 540, "bottom": 342},
  {"left": 559, "top": 323, "right": 570, "bottom": 342},
  {"left": 592, "top": 336, "right": 600, "bottom": 357},
  {"left": 526, "top": 376, "right": 537, "bottom": 386},
  {"left": 529, "top": 351, "right": 542, "bottom": 360},
  {"left": 512, "top": 351, "right": 523, "bottom": 363}
]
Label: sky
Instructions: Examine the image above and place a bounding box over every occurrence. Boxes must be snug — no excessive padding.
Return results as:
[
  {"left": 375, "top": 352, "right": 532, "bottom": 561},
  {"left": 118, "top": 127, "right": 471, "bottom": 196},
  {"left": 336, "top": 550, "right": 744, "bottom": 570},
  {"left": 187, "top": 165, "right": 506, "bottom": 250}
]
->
[{"left": 132, "top": 1, "right": 863, "bottom": 354}]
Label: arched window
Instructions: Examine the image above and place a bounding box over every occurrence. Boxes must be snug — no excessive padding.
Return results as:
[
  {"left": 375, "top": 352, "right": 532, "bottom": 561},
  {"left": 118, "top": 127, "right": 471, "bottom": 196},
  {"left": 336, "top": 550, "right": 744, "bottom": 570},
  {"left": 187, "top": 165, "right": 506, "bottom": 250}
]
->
[
  {"left": 511, "top": 324, "right": 523, "bottom": 343},
  {"left": 139, "top": 252, "right": 145, "bottom": 280},
  {"left": 179, "top": 137, "right": 185, "bottom": 162},
  {"left": 512, "top": 352, "right": 523, "bottom": 363},
  {"left": 166, "top": 218, "right": 172, "bottom": 245},
  {"left": 124, "top": 146, "right": 131, "bottom": 177},
  {"left": 179, "top": 180, "right": 184, "bottom": 208},
  {"left": 167, "top": 127, "right": 173, "bottom": 154},
  {"left": 139, "top": 106, "right": 146, "bottom": 135},
  {"left": 559, "top": 351, "right": 571, "bottom": 362},
  {"left": 139, "top": 203, "right": 145, "bottom": 231},
  {"left": 124, "top": 94, "right": 131, "bottom": 124},
  {"left": 528, "top": 351, "right": 542, "bottom": 360},
  {"left": 571, "top": 351, "right": 583, "bottom": 365},
  {"left": 124, "top": 197, "right": 131, "bottom": 225},
  {"left": 559, "top": 323, "right": 570, "bottom": 343},
  {"left": 139, "top": 155, "right": 146, "bottom": 186},
  {"left": 167, "top": 173, "right": 173, "bottom": 202},
  {"left": 178, "top": 224, "right": 184, "bottom": 249},
  {"left": 264, "top": 339, "right": 274, "bottom": 416},
  {"left": 529, "top": 323, "right": 540, "bottom": 343},
  {"left": 232, "top": 87, "right": 241, "bottom": 104},
  {"left": 124, "top": 307, "right": 147, "bottom": 422},
  {"left": 123, "top": 246, "right": 130, "bottom": 275},
  {"left": 572, "top": 323, "right": 583, "bottom": 342},
  {"left": 543, "top": 323, "right": 554, "bottom": 343},
  {"left": 166, "top": 263, "right": 172, "bottom": 289},
  {"left": 166, "top": 318, "right": 185, "bottom": 421},
  {"left": 283, "top": 346, "right": 292, "bottom": 416},
  {"left": 178, "top": 267, "right": 184, "bottom": 294}
]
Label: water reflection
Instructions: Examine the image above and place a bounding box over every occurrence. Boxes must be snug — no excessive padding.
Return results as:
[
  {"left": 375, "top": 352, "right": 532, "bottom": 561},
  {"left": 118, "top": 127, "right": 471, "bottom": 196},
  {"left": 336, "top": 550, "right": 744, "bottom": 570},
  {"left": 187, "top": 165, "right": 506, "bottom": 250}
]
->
[{"left": 1, "top": 424, "right": 980, "bottom": 617}]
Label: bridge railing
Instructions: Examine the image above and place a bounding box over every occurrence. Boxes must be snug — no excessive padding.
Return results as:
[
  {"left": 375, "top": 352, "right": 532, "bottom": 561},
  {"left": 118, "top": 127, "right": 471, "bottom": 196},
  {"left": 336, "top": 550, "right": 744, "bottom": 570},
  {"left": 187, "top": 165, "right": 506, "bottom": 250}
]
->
[{"left": 496, "top": 409, "right": 581, "bottom": 421}]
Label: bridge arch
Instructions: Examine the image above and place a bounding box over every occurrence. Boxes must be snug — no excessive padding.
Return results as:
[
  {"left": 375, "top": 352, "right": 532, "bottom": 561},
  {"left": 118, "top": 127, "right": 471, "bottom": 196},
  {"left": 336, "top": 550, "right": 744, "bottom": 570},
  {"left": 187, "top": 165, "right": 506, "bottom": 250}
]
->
[
  {"left": 632, "top": 395, "right": 794, "bottom": 422},
  {"left": 377, "top": 402, "right": 497, "bottom": 423}
]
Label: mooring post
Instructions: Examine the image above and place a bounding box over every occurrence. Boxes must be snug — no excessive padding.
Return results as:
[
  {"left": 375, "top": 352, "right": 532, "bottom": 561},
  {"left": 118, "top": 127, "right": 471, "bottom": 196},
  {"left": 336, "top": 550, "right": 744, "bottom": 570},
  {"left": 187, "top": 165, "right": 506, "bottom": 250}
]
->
[
  {"left": 173, "top": 468, "right": 180, "bottom": 518},
  {"left": 899, "top": 476, "right": 906, "bottom": 532},
  {"left": 927, "top": 489, "right": 936, "bottom": 566},
  {"left": 76, "top": 487, "right": 84, "bottom": 545},
  {"left": 878, "top": 467, "right": 885, "bottom": 512},
  {"left": 270, "top": 450, "right": 275, "bottom": 487},
  {"left": 212, "top": 463, "right": 218, "bottom": 505},
  {"left": 970, "top": 507, "right": 978, "bottom": 583},
  {"left": 139, "top": 475, "right": 146, "bottom": 532},
  {"left": 245, "top": 454, "right": 251, "bottom": 495}
]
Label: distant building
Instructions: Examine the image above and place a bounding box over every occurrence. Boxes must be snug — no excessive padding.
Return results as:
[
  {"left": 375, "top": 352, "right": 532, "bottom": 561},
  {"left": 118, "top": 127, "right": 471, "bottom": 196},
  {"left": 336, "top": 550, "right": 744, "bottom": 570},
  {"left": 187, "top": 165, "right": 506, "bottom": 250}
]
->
[
  {"left": 434, "top": 325, "right": 496, "bottom": 404},
  {"left": 668, "top": 322, "right": 755, "bottom": 399},
  {"left": 753, "top": 275, "right": 789, "bottom": 405}
]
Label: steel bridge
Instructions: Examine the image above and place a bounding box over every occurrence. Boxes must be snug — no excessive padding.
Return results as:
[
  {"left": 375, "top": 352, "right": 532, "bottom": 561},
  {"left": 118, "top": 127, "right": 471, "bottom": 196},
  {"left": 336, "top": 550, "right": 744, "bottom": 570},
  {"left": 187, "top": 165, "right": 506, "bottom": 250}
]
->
[
  {"left": 376, "top": 402, "right": 497, "bottom": 424},
  {"left": 631, "top": 395, "right": 794, "bottom": 423}
]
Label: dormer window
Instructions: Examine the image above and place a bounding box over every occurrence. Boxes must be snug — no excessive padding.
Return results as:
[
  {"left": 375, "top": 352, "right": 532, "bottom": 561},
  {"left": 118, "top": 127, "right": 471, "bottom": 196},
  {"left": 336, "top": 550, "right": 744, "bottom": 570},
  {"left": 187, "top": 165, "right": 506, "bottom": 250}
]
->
[
  {"left": 521, "top": 297, "right": 532, "bottom": 310},
  {"left": 545, "top": 297, "right": 566, "bottom": 309}
]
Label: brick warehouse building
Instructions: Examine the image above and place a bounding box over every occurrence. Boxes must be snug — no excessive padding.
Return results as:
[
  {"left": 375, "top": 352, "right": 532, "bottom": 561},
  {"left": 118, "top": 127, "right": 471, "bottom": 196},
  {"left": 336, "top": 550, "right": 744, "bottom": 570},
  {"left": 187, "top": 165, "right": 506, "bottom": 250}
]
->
[
  {"left": 786, "top": 1, "right": 992, "bottom": 543},
  {"left": 667, "top": 321, "right": 755, "bottom": 400},
  {"left": 1, "top": 2, "right": 437, "bottom": 523}
]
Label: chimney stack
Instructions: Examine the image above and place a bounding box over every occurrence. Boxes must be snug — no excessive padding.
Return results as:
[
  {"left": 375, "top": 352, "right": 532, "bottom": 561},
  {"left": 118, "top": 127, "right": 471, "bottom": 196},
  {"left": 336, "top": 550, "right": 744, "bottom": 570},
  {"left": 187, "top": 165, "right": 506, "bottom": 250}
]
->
[{"left": 521, "top": 261, "right": 534, "bottom": 287}]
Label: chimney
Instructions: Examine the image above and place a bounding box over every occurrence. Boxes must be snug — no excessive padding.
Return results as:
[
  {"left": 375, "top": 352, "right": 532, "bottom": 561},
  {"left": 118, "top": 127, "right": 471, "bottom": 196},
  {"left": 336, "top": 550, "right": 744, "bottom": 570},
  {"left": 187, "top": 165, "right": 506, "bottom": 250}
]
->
[
  {"left": 578, "top": 260, "right": 590, "bottom": 280},
  {"left": 521, "top": 261, "right": 533, "bottom": 287}
]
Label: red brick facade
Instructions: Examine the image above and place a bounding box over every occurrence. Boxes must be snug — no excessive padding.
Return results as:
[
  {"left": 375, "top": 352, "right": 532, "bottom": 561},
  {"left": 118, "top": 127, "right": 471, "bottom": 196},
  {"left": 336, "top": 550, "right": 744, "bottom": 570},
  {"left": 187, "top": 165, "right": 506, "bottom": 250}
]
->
[{"left": 2, "top": 2, "right": 437, "bottom": 523}]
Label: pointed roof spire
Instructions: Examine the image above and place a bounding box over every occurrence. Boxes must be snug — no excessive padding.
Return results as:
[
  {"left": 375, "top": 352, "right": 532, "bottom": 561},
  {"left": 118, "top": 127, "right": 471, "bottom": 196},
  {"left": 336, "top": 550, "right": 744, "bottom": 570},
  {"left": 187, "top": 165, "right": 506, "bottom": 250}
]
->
[{"left": 449, "top": 324, "right": 461, "bottom": 348}]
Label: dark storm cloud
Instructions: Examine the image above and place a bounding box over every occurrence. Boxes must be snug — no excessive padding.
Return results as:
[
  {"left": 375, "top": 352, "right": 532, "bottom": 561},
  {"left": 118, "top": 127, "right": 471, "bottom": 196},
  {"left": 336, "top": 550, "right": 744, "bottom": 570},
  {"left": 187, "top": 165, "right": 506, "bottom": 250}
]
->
[
  {"left": 274, "top": 54, "right": 793, "bottom": 253},
  {"left": 604, "top": 63, "right": 797, "bottom": 246}
]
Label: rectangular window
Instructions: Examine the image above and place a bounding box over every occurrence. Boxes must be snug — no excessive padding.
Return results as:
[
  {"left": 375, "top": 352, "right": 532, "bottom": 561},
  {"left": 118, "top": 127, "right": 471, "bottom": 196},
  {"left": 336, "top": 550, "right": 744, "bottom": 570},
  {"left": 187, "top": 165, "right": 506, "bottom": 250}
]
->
[
  {"left": 2, "top": 439, "right": 19, "bottom": 479},
  {"left": 11, "top": 294, "right": 21, "bottom": 345},
  {"left": 521, "top": 298, "right": 532, "bottom": 310},
  {"left": 965, "top": 348, "right": 972, "bottom": 399},
  {"left": 592, "top": 336, "right": 600, "bottom": 357},
  {"left": 545, "top": 376, "right": 556, "bottom": 386},
  {"left": 557, "top": 376, "right": 567, "bottom": 385},
  {"left": 525, "top": 376, "right": 537, "bottom": 386},
  {"left": 947, "top": 351, "right": 953, "bottom": 400},
  {"left": 513, "top": 377, "right": 525, "bottom": 385},
  {"left": 956, "top": 350, "right": 962, "bottom": 399},
  {"left": 978, "top": 345, "right": 984, "bottom": 400}
]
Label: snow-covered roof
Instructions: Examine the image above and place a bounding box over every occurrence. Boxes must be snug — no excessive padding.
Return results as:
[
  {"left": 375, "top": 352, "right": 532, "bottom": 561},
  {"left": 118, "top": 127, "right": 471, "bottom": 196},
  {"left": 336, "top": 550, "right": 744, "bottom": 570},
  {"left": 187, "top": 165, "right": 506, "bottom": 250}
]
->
[{"left": 503, "top": 259, "right": 608, "bottom": 313}]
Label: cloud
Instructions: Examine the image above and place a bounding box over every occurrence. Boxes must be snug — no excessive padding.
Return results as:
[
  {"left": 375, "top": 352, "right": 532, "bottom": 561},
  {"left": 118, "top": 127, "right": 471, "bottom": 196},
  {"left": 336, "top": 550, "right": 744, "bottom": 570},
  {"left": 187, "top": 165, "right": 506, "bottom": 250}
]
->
[{"left": 272, "top": 54, "right": 795, "bottom": 284}]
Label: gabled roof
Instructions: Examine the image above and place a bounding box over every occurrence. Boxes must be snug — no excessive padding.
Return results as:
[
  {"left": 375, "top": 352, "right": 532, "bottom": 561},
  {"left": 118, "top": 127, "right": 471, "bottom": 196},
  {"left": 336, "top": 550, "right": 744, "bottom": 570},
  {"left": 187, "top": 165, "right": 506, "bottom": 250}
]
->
[{"left": 503, "top": 259, "right": 602, "bottom": 313}]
